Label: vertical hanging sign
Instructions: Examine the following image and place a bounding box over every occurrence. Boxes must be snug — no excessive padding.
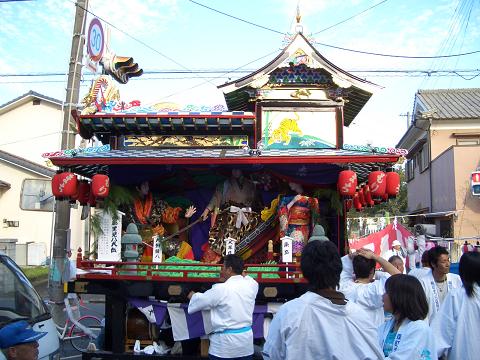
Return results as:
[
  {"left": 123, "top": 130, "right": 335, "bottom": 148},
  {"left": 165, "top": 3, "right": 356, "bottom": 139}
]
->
[
  {"left": 281, "top": 236, "right": 293, "bottom": 263},
  {"left": 97, "top": 209, "right": 122, "bottom": 261},
  {"left": 224, "top": 237, "right": 236, "bottom": 255},
  {"left": 152, "top": 235, "right": 163, "bottom": 263}
]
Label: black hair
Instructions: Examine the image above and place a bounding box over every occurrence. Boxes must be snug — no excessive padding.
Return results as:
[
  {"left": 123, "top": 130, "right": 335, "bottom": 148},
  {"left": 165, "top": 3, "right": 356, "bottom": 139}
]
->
[
  {"left": 388, "top": 255, "right": 403, "bottom": 264},
  {"left": 223, "top": 254, "right": 244, "bottom": 275},
  {"left": 301, "top": 241, "right": 341, "bottom": 290},
  {"left": 459, "top": 252, "right": 480, "bottom": 297},
  {"left": 352, "top": 255, "right": 376, "bottom": 279},
  {"left": 421, "top": 249, "right": 430, "bottom": 267},
  {"left": 428, "top": 246, "right": 449, "bottom": 268},
  {"left": 385, "top": 274, "right": 428, "bottom": 323}
]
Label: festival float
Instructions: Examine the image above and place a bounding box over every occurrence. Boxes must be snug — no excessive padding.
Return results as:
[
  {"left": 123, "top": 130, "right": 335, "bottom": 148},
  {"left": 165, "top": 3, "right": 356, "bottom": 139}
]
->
[{"left": 49, "top": 29, "right": 405, "bottom": 358}]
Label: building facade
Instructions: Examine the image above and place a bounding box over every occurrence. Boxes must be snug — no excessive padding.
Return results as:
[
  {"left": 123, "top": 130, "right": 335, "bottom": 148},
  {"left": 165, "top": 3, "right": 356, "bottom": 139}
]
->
[
  {"left": 397, "top": 88, "right": 480, "bottom": 258},
  {"left": 0, "top": 91, "right": 85, "bottom": 263}
]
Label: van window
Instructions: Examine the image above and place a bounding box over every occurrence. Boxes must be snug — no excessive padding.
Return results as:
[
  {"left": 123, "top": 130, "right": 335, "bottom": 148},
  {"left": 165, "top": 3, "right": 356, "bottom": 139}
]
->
[{"left": 0, "top": 256, "right": 48, "bottom": 325}]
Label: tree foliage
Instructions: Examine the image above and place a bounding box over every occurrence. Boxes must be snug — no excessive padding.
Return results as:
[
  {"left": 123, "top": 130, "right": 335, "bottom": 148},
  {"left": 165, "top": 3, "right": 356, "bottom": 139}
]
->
[{"left": 347, "top": 167, "right": 407, "bottom": 218}]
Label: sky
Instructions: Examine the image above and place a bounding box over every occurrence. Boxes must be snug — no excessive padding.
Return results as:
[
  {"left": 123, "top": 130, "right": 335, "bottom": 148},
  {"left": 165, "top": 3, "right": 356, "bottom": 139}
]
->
[{"left": 1, "top": 0, "right": 480, "bottom": 148}]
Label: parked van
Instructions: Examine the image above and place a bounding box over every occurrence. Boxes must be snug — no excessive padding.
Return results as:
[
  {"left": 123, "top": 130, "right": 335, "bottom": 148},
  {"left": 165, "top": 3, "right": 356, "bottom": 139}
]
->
[{"left": 0, "top": 251, "right": 60, "bottom": 360}]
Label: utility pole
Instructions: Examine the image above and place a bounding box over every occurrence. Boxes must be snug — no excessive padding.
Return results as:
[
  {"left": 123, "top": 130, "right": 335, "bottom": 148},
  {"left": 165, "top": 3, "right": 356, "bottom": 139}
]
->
[
  {"left": 49, "top": 0, "right": 88, "bottom": 320},
  {"left": 399, "top": 112, "right": 411, "bottom": 129}
]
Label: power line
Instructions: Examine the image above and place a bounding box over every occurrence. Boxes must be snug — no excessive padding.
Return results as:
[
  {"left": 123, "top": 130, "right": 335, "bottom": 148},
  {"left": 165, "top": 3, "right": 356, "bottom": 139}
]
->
[
  {"left": 313, "top": 0, "right": 389, "bottom": 35},
  {"left": 187, "top": 0, "right": 285, "bottom": 35},
  {"left": 313, "top": 40, "right": 480, "bottom": 59},
  {"left": 2, "top": 69, "right": 479, "bottom": 78},
  {"left": 69, "top": 0, "right": 215, "bottom": 86}
]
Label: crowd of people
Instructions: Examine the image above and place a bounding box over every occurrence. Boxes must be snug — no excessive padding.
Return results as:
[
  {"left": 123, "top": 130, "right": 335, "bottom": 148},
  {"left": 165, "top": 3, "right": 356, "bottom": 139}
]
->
[
  {"left": 262, "top": 243, "right": 479, "bottom": 360},
  {"left": 180, "top": 242, "right": 479, "bottom": 359},
  {"left": 1, "top": 244, "right": 478, "bottom": 360}
]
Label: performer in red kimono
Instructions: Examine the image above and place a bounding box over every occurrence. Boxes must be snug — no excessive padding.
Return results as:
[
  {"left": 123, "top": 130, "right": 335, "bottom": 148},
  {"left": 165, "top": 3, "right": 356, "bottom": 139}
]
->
[{"left": 278, "top": 182, "right": 320, "bottom": 256}]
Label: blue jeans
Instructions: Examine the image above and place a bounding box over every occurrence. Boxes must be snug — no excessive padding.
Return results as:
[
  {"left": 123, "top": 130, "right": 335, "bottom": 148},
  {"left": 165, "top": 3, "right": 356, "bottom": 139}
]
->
[{"left": 209, "top": 355, "right": 253, "bottom": 360}]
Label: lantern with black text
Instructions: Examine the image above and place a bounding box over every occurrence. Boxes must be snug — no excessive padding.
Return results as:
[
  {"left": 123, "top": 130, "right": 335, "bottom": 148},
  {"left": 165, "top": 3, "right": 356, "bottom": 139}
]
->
[
  {"left": 353, "top": 192, "right": 363, "bottom": 211},
  {"left": 77, "top": 180, "right": 91, "bottom": 206},
  {"left": 363, "top": 185, "right": 374, "bottom": 207},
  {"left": 337, "top": 170, "right": 357, "bottom": 197},
  {"left": 51, "top": 171, "right": 78, "bottom": 199},
  {"left": 471, "top": 171, "right": 480, "bottom": 196},
  {"left": 386, "top": 169, "right": 401, "bottom": 198},
  {"left": 91, "top": 174, "right": 110, "bottom": 199},
  {"left": 368, "top": 170, "right": 387, "bottom": 200}
]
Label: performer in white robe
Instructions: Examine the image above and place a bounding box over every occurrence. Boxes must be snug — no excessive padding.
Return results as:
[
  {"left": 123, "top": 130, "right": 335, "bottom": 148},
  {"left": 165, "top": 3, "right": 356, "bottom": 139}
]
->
[
  {"left": 408, "top": 249, "right": 431, "bottom": 279},
  {"left": 378, "top": 318, "right": 436, "bottom": 360},
  {"left": 340, "top": 249, "right": 400, "bottom": 327},
  {"left": 263, "top": 242, "right": 384, "bottom": 360},
  {"left": 378, "top": 274, "right": 436, "bottom": 359},
  {"left": 187, "top": 254, "right": 258, "bottom": 359},
  {"left": 431, "top": 252, "right": 480, "bottom": 359},
  {"left": 419, "top": 246, "right": 462, "bottom": 323}
]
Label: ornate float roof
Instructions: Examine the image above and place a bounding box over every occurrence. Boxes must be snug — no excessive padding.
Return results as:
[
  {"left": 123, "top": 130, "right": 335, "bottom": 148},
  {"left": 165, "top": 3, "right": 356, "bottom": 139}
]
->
[
  {"left": 50, "top": 147, "right": 399, "bottom": 185},
  {"left": 76, "top": 110, "right": 255, "bottom": 142},
  {"left": 218, "top": 33, "right": 381, "bottom": 126}
]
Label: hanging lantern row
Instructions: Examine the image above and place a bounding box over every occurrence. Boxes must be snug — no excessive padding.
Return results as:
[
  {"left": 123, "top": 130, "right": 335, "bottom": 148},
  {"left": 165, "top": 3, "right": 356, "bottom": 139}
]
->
[
  {"left": 338, "top": 168, "right": 400, "bottom": 212},
  {"left": 51, "top": 171, "right": 110, "bottom": 203}
]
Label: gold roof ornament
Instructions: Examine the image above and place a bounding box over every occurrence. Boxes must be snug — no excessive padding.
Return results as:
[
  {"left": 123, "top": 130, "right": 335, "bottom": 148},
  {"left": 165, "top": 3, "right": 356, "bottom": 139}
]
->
[{"left": 295, "top": 3, "right": 303, "bottom": 33}]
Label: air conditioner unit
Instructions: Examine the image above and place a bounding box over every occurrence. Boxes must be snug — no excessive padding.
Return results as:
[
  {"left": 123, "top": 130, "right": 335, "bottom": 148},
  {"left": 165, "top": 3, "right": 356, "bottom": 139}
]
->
[{"left": 414, "top": 224, "right": 437, "bottom": 236}]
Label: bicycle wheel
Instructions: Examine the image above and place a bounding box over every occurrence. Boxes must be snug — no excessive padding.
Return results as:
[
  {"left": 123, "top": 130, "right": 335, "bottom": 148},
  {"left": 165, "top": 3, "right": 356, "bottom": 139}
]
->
[{"left": 69, "top": 316, "right": 102, "bottom": 352}]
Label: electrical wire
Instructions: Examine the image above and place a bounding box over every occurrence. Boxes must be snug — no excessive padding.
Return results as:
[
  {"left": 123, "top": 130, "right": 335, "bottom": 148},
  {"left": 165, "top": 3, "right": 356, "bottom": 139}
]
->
[
  {"left": 313, "top": 40, "right": 480, "bottom": 59},
  {"left": 187, "top": 0, "right": 285, "bottom": 35},
  {"left": 2, "top": 69, "right": 479, "bottom": 77},
  {"left": 69, "top": 0, "right": 215, "bottom": 86},
  {"left": 313, "top": 0, "right": 389, "bottom": 35}
]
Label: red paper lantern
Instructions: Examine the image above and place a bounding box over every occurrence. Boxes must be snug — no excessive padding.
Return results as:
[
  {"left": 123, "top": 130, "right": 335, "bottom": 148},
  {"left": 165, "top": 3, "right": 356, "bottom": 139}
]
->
[
  {"left": 386, "top": 170, "right": 401, "bottom": 198},
  {"left": 91, "top": 174, "right": 110, "bottom": 198},
  {"left": 358, "top": 188, "right": 366, "bottom": 206},
  {"left": 337, "top": 170, "right": 357, "bottom": 197},
  {"left": 363, "top": 185, "right": 374, "bottom": 207},
  {"left": 77, "top": 180, "right": 91, "bottom": 205},
  {"left": 69, "top": 177, "right": 80, "bottom": 203},
  {"left": 368, "top": 170, "right": 387, "bottom": 199},
  {"left": 88, "top": 189, "right": 96, "bottom": 207},
  {"left": 353, "top": 192, "right": 363, "bottom": 211},
  {"left": 51, "top": 171, "right": 78, "bottom": 199}
]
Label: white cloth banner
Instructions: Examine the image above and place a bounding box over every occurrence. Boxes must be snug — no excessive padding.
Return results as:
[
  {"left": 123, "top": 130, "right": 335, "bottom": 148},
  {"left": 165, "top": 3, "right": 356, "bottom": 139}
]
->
[{"left": 97, "top": 210, "right": 122, "bottom": 261}]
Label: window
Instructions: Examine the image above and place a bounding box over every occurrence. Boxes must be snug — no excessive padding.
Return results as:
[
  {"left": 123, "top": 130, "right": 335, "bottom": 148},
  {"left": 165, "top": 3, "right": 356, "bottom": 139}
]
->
[
  {"left": 456, "top": 138, "right": 479, "bottom": 146},
  {"left": 20, "top": 179, "right": 54, "bottom": 211},
  {"left": 419, "top": 143, "right": 429, "bottom": 172},
  {"left": 406, "top": 159, "right": 415, "bottom": 181}
]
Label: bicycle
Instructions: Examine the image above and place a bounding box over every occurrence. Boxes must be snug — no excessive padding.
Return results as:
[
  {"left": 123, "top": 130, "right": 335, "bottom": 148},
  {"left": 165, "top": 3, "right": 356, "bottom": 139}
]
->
[{"left": 47, "top": 296, "right": 102, "bottom": 352}]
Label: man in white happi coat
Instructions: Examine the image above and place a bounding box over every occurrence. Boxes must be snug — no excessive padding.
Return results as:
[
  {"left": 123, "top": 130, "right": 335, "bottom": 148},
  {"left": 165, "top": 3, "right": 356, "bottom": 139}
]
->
[
  {"left": 419, "top": 246, "right": 462, "bottom": 323},
  {"left": 431, "top": 252, "right": 480, "bottom": 359},
  {"left": 187, "top": 254, "right": 258, "bottom": 359},
  {"left": 340, "top": 249, "right": 401, "bottom": 326},
  {"left": 408, "top": 249, "right": 431, "bottom": 279},
  {"left": 263, "top": 241, "right": 384, "bottom": 360}
]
